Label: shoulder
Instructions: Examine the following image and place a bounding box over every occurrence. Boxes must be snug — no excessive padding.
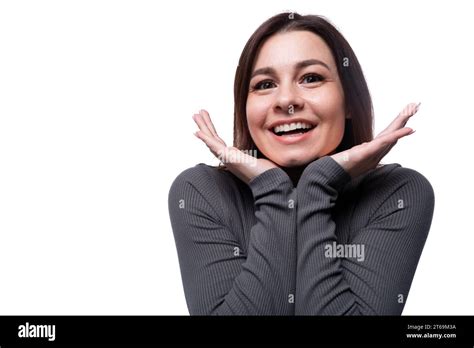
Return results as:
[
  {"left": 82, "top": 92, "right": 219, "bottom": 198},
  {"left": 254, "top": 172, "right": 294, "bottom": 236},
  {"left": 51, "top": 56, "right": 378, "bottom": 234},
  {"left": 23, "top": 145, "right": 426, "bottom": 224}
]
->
[
  {"left": 169, "top": 163, "right": 235, "bottom": 195},
  {"left": 355, "top": 163, "right": 435, "bottom": 223},
  {"left": 169, "top": 163, "right": 214, "bottom": 188},
  {"left": 362, "top": 163, "right": 434, "bottom": 199},
  {"left": 168, "top": 164, "right": 239, "bottom": 221}
]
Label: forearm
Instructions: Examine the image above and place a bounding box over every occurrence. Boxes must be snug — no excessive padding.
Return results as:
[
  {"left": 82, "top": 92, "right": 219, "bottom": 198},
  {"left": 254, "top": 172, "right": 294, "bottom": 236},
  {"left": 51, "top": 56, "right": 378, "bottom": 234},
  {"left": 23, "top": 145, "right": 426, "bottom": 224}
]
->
[
  {"left": 170, "top": 166, "right": 297, "bottom": 315},
  {"left": 295, "top": 156, "right": 358, "bottom": 315},
  {"left": 294, "top": 157, "right": 433, "bottom": 315},
  {"left": 218, "top": 167, "right": 297, "bottom": 315}
]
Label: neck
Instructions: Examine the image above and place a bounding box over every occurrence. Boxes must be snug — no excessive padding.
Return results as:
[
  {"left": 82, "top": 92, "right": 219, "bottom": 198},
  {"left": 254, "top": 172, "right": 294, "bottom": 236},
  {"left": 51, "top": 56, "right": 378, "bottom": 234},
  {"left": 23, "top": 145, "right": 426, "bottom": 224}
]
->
[
  {"left": 281, "top": 152, "right": 335, "bottom": 187},
  {"left": 282, "top": 164, "right": 307, "bottom": 187}
]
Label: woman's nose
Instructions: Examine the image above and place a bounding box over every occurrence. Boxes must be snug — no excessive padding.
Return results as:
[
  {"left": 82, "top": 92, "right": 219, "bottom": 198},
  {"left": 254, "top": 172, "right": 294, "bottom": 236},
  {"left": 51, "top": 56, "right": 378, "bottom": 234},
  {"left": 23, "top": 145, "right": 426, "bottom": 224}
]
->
[{"left": 274, "top": 82, "right": 303, "bottom": 114}]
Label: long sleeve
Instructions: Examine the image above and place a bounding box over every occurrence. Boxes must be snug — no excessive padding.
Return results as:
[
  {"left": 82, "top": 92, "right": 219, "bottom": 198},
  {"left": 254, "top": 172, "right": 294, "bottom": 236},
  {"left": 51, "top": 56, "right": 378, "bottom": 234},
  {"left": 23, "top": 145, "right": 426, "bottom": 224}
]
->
[
  {"left": 168, "top": 166, "right": 297, "bottom": 315},
  {"left": 295, "top": 156, "right": 435, "bottom": 315}
]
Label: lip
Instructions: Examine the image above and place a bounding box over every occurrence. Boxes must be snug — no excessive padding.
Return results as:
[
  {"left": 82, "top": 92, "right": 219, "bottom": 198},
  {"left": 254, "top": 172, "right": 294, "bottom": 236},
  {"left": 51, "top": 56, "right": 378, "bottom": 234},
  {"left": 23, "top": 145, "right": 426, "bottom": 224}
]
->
[{"left": 269, "top": 126, "right": 317, "bottom": 145}]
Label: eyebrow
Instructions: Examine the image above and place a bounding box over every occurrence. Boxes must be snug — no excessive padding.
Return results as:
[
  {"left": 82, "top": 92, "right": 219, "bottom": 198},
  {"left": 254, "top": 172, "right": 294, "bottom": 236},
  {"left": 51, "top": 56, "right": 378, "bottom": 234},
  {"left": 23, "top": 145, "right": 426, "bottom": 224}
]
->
[{"left": 250, "top": 59, "right": 331, "bottom": 79}]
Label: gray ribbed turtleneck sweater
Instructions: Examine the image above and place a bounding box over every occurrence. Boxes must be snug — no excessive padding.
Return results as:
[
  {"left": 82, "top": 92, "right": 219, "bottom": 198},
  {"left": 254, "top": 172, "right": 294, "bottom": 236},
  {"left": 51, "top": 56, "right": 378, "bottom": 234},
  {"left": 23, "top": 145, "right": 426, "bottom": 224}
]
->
[{"left": 168, "top": 156, "right": 434, "bottom": 315}]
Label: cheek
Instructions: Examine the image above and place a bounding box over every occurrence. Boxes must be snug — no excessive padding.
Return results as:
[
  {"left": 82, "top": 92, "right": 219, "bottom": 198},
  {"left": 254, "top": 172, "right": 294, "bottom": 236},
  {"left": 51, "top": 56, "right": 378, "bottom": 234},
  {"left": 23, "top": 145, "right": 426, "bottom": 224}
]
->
[
  {"left": 307, "top": 89, "right": 346, "bottom": 129},
  {"left": 323, "top": 117, "right": 346, "bottom": 144},
  {"left": 246, "top": 96, "right": 271, "bottom": 135},
  {"left": 306, "top": 87, "right": 345, "bottom": 115}
]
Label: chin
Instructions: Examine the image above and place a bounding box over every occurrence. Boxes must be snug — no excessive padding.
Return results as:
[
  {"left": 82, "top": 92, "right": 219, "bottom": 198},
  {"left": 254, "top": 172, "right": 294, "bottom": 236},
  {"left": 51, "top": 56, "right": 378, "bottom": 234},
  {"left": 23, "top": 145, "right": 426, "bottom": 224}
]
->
[{"left": 270, "top": 153, "right": 316, "bottom": 168}]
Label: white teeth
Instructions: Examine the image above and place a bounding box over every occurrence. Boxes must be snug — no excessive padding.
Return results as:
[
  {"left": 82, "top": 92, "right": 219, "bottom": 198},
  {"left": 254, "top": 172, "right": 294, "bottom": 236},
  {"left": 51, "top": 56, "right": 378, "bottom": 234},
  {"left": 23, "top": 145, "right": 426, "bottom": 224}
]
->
[{"left": 273, "top": 122, "right": 314, "bottom": 134}]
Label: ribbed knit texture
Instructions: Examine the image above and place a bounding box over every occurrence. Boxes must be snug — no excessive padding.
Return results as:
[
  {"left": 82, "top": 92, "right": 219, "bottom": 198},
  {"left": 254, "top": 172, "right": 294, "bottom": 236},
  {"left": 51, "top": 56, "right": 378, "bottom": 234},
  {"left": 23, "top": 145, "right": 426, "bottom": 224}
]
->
[{"left": 168, "top": 156, "right": 434, "bottom": 315}]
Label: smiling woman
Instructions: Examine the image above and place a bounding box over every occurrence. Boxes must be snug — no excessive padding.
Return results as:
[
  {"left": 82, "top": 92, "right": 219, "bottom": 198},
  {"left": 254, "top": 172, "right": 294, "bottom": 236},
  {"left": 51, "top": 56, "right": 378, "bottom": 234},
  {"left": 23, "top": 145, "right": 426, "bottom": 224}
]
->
[
  {"left": 234, "top": 14, "right": 373, "bottom": 162},
  {"left": 247, "top": 31, "right": 347, "bottom": 171},
  {"left": 168, "top": 12, "right": 434, "bottom": 315}
]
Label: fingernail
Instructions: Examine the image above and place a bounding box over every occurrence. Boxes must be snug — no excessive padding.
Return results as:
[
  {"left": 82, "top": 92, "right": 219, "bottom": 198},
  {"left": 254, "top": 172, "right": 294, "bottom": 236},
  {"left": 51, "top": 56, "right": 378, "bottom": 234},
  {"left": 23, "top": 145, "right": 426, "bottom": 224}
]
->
[{"left": 409, "top": 129, "right": 416, "bottom": 135}]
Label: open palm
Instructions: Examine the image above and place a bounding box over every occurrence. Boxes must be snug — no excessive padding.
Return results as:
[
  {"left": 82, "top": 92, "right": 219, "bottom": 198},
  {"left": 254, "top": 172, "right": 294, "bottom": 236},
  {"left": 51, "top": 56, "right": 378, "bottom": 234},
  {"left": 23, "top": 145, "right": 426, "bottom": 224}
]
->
[
  {"left": 192, "top": 109, "right": 278, "bottom": 184},
  {"left": 331, "top": 102, "right": 420, "bottom": 178}
]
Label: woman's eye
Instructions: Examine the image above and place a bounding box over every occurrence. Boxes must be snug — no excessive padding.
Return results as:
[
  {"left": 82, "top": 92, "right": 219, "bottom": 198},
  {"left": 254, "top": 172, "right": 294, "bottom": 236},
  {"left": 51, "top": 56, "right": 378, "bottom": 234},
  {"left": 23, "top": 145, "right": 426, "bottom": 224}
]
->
[
  {"left": 254, "top": 80, "right": 275, "bottom": 90},
  {"left": 252, "top": 74, "right": 323, "bottom": 91},
  {"left": 301, "top": 74, "right": 324, "bottom": 84}
]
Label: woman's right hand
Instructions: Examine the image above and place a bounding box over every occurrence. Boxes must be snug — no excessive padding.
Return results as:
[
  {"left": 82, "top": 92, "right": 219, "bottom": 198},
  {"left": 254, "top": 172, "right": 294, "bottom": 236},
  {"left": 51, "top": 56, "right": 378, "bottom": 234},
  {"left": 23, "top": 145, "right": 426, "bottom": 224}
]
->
[{"left": 193, "top": 109, "right": 279, "bottom": 185}]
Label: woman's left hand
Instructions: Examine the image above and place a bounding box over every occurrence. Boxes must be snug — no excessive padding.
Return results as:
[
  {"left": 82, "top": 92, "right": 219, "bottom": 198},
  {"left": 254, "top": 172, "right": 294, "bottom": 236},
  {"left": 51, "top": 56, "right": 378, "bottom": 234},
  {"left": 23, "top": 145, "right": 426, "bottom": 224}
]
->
[{"left": 331, "top": 102, "right": 421, "bottom": 178}]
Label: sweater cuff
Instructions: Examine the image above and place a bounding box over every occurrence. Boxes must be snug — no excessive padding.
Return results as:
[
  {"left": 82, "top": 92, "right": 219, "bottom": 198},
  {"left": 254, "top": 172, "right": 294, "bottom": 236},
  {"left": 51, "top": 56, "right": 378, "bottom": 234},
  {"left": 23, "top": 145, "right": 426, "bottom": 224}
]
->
[
  {"left": 248, "top": 167, "right": 293, "bottom": 199},
  {"left": 299, "top": 156, "right": 351, "bottom": 191}
]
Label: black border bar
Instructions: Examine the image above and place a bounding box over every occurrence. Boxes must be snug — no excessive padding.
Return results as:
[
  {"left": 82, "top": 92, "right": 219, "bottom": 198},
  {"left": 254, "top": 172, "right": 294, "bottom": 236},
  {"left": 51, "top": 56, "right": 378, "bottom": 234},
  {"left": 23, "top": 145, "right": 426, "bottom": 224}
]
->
[{"left": 0, "top": 315, "right": 473, "bottom": 346}]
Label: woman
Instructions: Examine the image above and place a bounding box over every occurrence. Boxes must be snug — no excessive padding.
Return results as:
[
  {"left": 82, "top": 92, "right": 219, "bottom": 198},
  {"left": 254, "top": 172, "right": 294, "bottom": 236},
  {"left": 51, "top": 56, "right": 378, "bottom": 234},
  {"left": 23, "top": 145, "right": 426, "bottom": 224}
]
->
[{"left": 168, "top": 12, "right": 434, "bottom": 315}]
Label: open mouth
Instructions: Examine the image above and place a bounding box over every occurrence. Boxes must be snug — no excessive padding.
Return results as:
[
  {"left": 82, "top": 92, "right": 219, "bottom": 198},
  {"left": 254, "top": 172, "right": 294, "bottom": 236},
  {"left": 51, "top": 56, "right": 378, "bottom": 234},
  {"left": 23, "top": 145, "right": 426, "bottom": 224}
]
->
[
  {"left": 272, "top": 124, "right": 316, "bottom": 137},
  {"left": 273, "top": 127, "right": 314, "bottom": 136}
]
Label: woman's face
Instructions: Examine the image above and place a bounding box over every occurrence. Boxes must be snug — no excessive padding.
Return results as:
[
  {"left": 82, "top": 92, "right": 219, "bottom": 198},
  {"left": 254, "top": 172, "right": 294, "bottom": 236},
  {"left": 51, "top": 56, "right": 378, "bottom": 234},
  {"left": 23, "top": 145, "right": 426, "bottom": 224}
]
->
[{"left": 246, "top": 30, "right": 347, "bottom": 167}]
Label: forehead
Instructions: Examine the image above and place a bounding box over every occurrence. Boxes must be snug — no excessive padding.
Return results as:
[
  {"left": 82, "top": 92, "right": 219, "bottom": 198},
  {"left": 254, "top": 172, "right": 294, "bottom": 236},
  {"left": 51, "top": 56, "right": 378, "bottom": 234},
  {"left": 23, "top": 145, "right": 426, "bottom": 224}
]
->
[{"left": 253, "top": 30, "right": 336, "bottom": 69}]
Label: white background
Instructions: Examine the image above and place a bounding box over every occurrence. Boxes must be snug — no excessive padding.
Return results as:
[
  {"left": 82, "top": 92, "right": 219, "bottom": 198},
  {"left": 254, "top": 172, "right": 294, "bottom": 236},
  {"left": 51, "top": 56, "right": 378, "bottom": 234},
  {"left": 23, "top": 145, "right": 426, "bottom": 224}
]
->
[{"left": 0, "top": 0, "right": 472, "bottom": 315}]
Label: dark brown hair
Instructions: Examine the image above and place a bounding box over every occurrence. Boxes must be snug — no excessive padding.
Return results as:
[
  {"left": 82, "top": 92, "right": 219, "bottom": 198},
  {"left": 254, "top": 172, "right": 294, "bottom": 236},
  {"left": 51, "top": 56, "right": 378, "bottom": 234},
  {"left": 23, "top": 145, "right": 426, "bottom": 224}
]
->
[{"left": 230, "top": 12, "right": 373, "bottom": 162}]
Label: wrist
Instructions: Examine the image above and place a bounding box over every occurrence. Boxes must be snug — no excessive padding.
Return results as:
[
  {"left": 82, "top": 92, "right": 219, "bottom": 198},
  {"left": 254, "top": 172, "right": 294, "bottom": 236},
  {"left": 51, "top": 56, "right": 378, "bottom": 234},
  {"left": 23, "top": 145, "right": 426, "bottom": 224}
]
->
[{"left": 299, "top": 156, "right": 351, "bottom": 190}]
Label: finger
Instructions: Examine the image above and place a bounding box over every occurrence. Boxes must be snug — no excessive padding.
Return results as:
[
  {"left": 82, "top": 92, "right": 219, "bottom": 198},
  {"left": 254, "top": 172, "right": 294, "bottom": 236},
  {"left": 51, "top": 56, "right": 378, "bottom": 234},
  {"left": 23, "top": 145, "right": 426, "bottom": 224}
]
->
[
  {"left": 399, "top": 102, "right": 421, "bottom": 117},
  {"left": 363, "top": 127, "right": 411, "bottom": 156},
  {"left": 199, "top": 109, "right": 219, "bottom": 138},
  {"left": 377, "top": 128, "right": 412, "bottom": 162},
  {"left": 194, "top": 130, "right": 226, "bottom": 157},
  {"left": 396, "top": 102, "right": 420, "bottom": 123},
  {"left": 376, "top": 127, "right": 414, "bottom": 147},
  {"left": 192, "top": 112, "right": 213, "bottom": 137},
  {"left": 199, "top": 110, "right": 228, "bottom": 147},
  {"left": 377, "top": 102, "right": 420, "bottom": 138},
  {"left": 194, "top": 111, "right": 226, "bottom": 145},
  {"left": 363, "top": 127, "right": 413, "bottom": 166},
  {"left": 384, "top": 102, "right": 419, "bottom": 133}
]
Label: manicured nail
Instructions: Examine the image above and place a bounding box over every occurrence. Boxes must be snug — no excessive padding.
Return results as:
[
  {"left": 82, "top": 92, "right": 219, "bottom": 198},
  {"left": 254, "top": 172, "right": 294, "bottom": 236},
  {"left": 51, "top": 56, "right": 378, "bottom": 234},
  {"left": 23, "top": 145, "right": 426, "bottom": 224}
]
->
[{"left": 409, "top": 129, "right": 416, "bottom": 135}]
